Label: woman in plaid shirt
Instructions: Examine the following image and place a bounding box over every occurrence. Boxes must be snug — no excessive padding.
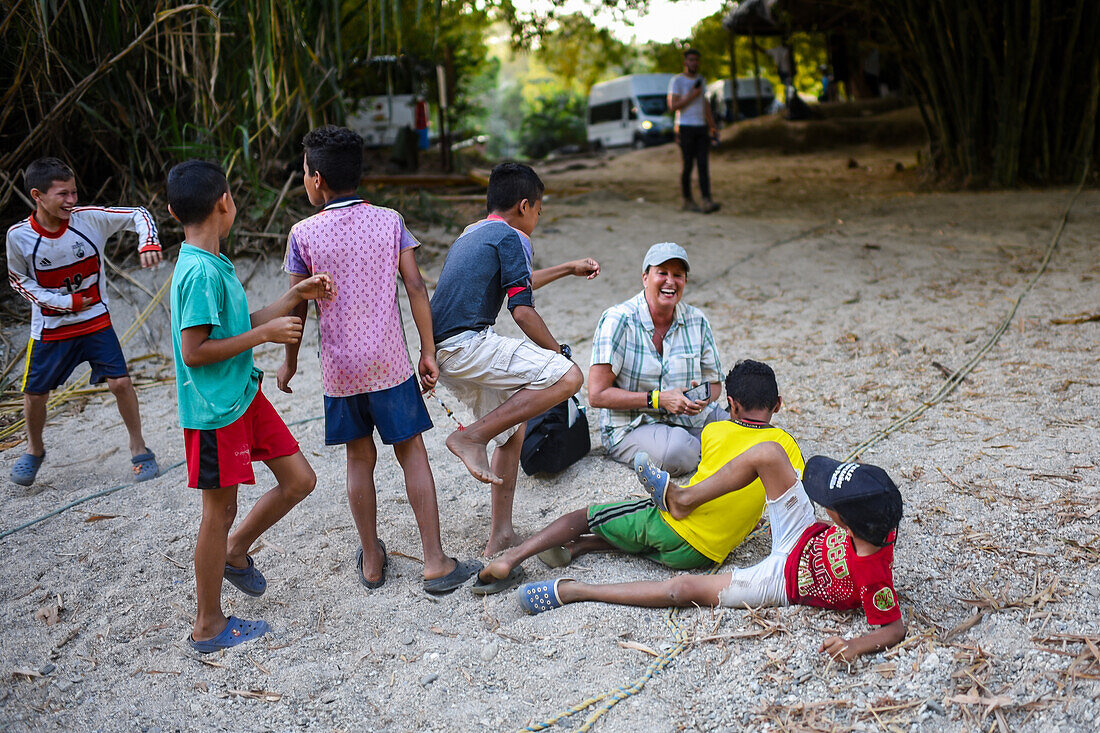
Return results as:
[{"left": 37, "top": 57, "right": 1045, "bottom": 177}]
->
[{"left": 588, "top": 242, "right": 727, "bottom": 476}]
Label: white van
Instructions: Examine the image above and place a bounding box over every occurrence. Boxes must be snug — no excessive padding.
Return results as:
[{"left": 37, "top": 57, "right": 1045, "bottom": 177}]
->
[
  {"left": 347, "top": 94, "right": 417, "bottom": 148},
  {"left": 587, "top": 74, "right": 675, "bottom": 150},
  {"left": 707, "top": 77, "right": 777, "bottom": 123}
]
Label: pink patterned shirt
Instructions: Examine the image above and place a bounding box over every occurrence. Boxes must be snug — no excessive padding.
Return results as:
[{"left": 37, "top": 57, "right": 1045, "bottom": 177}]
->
[{"left": 284, "top": 198, "right": 419, "bottom": 396}]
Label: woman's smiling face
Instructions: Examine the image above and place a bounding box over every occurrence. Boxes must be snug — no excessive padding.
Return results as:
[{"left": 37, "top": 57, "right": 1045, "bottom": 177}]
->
[{"left": 642, "top": 258, "right": 688, "bottom": 311}]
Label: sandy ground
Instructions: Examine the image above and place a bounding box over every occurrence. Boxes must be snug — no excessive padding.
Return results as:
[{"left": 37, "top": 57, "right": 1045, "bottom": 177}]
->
[{"left": 0, "top": 138, "right": 1098, "bottom": 732}]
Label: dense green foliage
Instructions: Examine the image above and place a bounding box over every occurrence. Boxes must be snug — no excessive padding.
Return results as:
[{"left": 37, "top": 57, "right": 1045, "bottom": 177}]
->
[
  {"left": 0, "top": 1, "right": 346, "bottom": 216},
  {"left": 646, "top": 15, "right": 828, "bottom": 103},
  {"left": 858, "top": 0, "right": 1099, "bottom": 186},
  {"left": 342, "top": 1, "right": 495, "bottom": 141},
  {"left": 519, "top": 90, "right": 588, "bottom": 159},
  {"left": 0, "top": 0, "right": 492, "bottom": 226},
  {"left": 534, "top": 14, "right": 640, "bottom": 92},
  {"left": 1, "top": 0, "right": 1093, "bottom": 191}
]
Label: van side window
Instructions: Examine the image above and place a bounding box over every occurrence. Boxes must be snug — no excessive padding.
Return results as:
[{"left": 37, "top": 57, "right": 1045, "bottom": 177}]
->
[
  {"left": 589, "top": 101, "right": 624, "bottom": 124},
  {"left": 627, "top": 103, "right": 637, "bottom": 121}
]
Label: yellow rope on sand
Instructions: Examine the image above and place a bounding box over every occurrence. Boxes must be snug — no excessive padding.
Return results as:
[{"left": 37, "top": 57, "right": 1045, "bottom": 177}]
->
[
  {"left": 521, "top": 522, "right": 769, "bottom": 733},
  {"left": 0, "top": 273, "right": 171, "bottom": 442},
  {"left": 521, "top": 163, "right": 1089, "bottom": 732}
]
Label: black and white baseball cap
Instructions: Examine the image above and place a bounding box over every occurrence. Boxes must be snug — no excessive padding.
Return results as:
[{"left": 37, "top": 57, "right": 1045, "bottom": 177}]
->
[
  {"left": 803, "top": 455, "right": 902, "bottom": 545},
  {"left": 803, "top": 455, "right": 898, "bottom": 507}
]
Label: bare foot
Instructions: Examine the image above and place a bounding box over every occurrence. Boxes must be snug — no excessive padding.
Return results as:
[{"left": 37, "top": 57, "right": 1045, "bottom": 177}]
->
[
  {"left": 478, "top": 557, "right": 513, "bottom": 584},
  {"left": 192, "top": 615, "right": 229, "bottom": 643},
  {"left": 224, "top": 545, "right": 249, "bottom": 570},
  {"left": 446, "top": 430, "right": 502, "bottom": 485},
  {"left": 424, "top": 556, "right": 458, "bottom": 581},
  {"left": 360, "top": 542, "right": 386, "bottom": 584},
  {"left": 482, "top": 531, "right": 521, "bottom": 558}
]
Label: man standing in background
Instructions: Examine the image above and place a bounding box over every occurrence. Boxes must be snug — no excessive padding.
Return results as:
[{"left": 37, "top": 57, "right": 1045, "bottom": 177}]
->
[{"left": 668, "top": 49, "right": 719, "bottom": 214}]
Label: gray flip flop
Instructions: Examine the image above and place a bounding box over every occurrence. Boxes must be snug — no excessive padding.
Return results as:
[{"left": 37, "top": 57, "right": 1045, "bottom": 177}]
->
[
  {"left": 471, "top": 566, "right": 526, "bottom": 596},
  {"left": 537, "top": 546, "right": 572, "bottom": 568},
  {"left": 423, "top": 557, "right": 482, "bottom": 595}
]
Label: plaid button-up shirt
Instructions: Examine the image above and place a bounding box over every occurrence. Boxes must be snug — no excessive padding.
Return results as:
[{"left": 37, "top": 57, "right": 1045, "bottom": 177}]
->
[{"left": 590, "top": 291, "right": 723, "bottom": 448}]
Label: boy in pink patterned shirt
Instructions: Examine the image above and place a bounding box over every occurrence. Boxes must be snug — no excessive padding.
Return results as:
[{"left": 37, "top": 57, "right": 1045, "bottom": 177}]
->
[{"left": 280, "top": 126, "right": 480, "bottom": 594}]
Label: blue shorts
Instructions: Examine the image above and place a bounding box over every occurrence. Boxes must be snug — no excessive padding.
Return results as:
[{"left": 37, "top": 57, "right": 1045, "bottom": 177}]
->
[
  {"left": 22, "top": 327, "right": 129, "bottom": 394},
  {"left": 324, "top": 375, "right": 433, "bottom": 446}
]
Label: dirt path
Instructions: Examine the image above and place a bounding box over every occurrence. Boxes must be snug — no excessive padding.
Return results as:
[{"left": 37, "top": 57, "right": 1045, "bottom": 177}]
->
[{"left": 0, "top": 141, "right": 1097, "bottom": 731}]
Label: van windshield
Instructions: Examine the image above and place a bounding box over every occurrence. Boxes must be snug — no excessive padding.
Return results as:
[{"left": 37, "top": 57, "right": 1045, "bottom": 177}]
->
[{"left": 636, "top": 95, "right": 668, "bottom": 116}]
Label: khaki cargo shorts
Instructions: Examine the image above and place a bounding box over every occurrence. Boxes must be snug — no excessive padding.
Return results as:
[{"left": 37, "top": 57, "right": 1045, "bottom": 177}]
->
[{"left": 436, "top": 326, "right": 573, "bottom": 445}]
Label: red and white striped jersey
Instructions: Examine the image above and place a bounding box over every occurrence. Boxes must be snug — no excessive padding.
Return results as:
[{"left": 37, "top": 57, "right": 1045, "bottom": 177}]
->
[{"left": 6, "top": 206, "right": 160, "bottom": 341}]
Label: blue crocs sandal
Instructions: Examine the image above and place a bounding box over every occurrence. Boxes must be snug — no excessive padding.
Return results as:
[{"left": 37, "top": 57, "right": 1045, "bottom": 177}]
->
[
  {"left": 188, "top": 616, "right": 270, "bottom": 654},
  {"left": 130, "top": 450, "right": 159, "bottom": 482},
  {"left": 223, "top": 555, "right": 267, "bottom": 597},
  {"left": 518, "top": 578, "right": 571, "bottom": 615},
  {"left": 356, "top": 540, "right": 388, "bottom": 590},
  {"left": 11, "top": 452, "right": 45, "bottom": 487},
  {"left": 633, "top": 452, "right": 670, "bottom": 513}
]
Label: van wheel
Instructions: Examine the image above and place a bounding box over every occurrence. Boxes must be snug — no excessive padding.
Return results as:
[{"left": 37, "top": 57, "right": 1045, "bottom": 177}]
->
[
  {"left": 632, "top": 135, "right": 646, "bottom": 150},
  {"left": 591, "top": 140, "right": 604, "bottom": 155}
]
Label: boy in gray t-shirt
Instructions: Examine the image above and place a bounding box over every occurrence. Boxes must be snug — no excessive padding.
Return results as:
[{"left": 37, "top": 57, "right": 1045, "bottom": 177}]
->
[
  {"left": 667, "top": 48, "right": 719, "bottom": 213},
  {"left": 429, "top": 163, "right": 600, "bottom": 556}
]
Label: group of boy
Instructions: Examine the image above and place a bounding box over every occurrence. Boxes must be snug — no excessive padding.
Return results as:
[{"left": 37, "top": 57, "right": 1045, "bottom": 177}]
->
[{"left": 7, "top": 129, "right": 906, "bottom": 662}]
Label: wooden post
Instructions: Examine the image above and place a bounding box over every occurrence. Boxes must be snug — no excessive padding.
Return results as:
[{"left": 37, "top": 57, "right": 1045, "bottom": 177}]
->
[
  {"left": 751, "top": 32, "right": 763, "bottom": 117},
  {"left": 784, "top": 35, "right": 796, "bottom": 106},
  {"left": 786, "top": 36, "right": 796, "bottom": 99},
  {"left": 436, "top": 63, "right": 450, "bottom": 172},
  {"left": 728, "top": 31, "right": 739, "bottom": 122}
]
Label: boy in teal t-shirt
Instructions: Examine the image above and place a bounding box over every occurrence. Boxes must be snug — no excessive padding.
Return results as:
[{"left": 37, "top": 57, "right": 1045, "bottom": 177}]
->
[{"left": 167, "top": 160, "right": 333, "bottom": 653}]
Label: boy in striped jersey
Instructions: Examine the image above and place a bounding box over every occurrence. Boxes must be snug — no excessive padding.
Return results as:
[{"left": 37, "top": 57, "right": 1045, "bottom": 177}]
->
[{"left": 5, "top": 157, "right": 162, "bottom": 486}]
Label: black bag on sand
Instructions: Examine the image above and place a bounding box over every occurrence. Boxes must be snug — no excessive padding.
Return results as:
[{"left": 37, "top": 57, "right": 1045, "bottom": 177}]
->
[{"left": 520, "top": 396, "right": 590, "bottom": 476}]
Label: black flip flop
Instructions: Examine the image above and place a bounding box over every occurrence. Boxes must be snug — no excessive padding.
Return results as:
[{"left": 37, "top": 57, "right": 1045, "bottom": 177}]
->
[
  {"left": 423, "top": 557, "right": 483, "bottom": 595},
  {"left": 471, "top": 566, "right": 527, "bottom": 596},
  {"left": 356, "top": 540, "right": 388, "bottom": 589}
]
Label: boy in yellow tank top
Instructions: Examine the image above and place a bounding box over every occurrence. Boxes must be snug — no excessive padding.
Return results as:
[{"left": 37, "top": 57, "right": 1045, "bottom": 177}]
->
[{"left": 472, "top": 360, "right": 802, "bottom": 594}]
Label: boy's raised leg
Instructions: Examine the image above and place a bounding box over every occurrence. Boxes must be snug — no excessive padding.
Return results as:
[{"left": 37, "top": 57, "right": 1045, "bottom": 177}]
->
[
  {"left": 343, "top": 436, "right": 385, "bottom": 583},
  {"left": 193, "top": 485, "right": 238, "bottom": 641},
  {"left": 664, "top": 441, "right": 798, "bottom": 519},
  {"left": 392, "top": 435, "right": 456, "bottom": 580},
  {"left": 225, "top": 450, "right": 316, "bottom": 570},
  {"left": 556, "top": 573, "right": 730, "bottom": 609},
  {"left": 447, "top": 365, "right": 583, "bottom": 486}
]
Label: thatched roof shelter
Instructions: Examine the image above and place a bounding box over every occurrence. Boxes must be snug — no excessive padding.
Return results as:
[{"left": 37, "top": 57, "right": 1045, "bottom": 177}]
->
[{"left": 722, "top": 0, "right": 858, "bottom": 36}]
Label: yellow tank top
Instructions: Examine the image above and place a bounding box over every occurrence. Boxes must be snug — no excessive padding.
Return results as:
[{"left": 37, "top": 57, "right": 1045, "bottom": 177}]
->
[{"left": 663, "top": 420, "right": 804, "bottom": 562}]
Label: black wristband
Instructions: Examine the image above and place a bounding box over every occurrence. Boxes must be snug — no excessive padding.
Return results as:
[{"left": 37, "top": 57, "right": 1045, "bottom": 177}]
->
[{"left": 559, "top": 343, "right": 572, "bottom": 360}]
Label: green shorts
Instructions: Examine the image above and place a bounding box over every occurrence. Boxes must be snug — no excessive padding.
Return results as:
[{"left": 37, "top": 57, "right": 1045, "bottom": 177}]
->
[{"left": 587, "top": 500, "right": 711, "bottom": 570}]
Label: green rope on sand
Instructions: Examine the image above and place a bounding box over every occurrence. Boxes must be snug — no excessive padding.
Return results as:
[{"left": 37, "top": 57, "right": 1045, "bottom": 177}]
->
[{"left": 0, "top": 415, "right": 323, "bottom": 542}]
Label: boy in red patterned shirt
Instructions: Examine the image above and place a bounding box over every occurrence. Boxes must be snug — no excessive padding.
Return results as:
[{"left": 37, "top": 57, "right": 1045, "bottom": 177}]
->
[
  {"left": 517, "top": 444, "right": 905, "bottom": 662},
  {"left": 6, "top": 157, "right": 162, "bottom": 486}
]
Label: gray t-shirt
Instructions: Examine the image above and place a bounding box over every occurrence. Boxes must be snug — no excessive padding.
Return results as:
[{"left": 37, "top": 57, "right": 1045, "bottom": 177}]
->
[
  {"left": 430, "top": 219, "right": 534, "bottom": 343},
  {"left": 669, "top": 74, "right": 707, "bottom": 127}
]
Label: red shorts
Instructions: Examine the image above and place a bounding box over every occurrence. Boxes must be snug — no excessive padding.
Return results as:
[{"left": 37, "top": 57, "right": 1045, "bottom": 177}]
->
[{"left": 183, "top": 389, "right": 299, "bottom": 489}]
